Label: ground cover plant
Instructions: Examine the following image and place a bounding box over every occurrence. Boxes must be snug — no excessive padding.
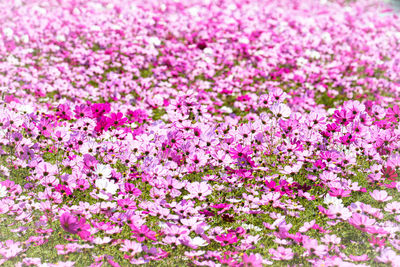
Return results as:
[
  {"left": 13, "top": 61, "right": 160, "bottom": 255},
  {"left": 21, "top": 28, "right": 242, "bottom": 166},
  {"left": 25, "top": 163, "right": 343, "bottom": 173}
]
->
[{"left": 1, "top": 0, "right": 400, "bottom": 266}]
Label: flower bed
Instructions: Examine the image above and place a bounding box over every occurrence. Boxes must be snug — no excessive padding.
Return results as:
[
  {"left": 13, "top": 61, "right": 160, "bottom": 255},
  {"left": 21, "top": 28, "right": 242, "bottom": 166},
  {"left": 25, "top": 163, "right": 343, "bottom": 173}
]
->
[{"left": 0, "top": 0, "right": 400, "bottom": 266}]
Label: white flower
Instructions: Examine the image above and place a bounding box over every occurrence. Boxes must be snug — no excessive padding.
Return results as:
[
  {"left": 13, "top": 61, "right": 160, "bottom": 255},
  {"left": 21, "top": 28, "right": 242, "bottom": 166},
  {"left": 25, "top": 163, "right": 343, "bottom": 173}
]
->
[
  {"left": 324, "top": 195, "right": 343, "bottom": 207},
  {"left": 95, "top": 178, "right": 108, "bottom": 190},
  {"left": 56, "top": 34, "right": 66, "bottom": 42},
  {"left": 148, "top": 36, "right": 161, "bottom": 46},
  {"left": 242, "top": 223, "right": 262, "bottom": 232},
  {"left": 296, "top": 57, "right": 308, "bottom": 67},
  {"left": 95, "top": 178, "right": 118, "bottom": 195},
  {"left": 3, "top": 27, "right": 13, "bottom": 38},
  {"left": 340, "top": 207, "right": 352, "bottom": 220},
  {"left": 191, "top": 237, "right": 208, "bottom": 247},
  {"left": 220, "top": 106, "right": 233, "bottom": 113},
  {"left": 0, "top": 185, "right": 7, "bottom": 198},
  {"left": 94, "top": 164, "right": 112, "bottom": 179},
  {"left": 92, "top": 237, "right": 112, "bottom": 244},
  {"left": 19, "top": 105, "right": 35, "bottom": 114},
  {"left": 105, "top": 181, "right": 118, "bottom": 195}
]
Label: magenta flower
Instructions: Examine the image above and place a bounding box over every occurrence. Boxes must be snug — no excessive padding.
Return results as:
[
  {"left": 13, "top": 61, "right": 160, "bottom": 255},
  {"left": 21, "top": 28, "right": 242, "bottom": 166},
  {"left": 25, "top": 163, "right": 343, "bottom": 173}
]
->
[
  {"left": 117, "top": 198, "right": 136, "bottom": 211},
  {"left": 369, "top": 236, "right": 386, "bottom": 248},
  {"left": 123, "top": 183, "right": 142, "bottom": 196},
  {"left": 94, "top": 116, "right": 112, "bottom": 133},
  {"left": 109, "top": 112, "right": 127, "bottom": 127},
  {"left": 340, "top": 133, "right": 355, "bottom": 145},
  {"left": 54, "top": 184, "right": 72, "bottom": 196},
  {"left": 56, "top": 104, "right": 72, "bottom": 120},
  {"left": 386, "top": 105, "right": 400, "bottom": 122},
  {"left": 381, "top": 166, "right": 398, "bottom": 181},
  {"left": 91, "top": 103, "right": 111, "bottom": 118},
  {"left": 60, "top": 213, "right": 91, "bottom": 240},
  {"left": 210, "top": 203, "right": 232, "bottom": 215},
  {"left": 265, "top": 180, "right": 281, "bottom": 193},
  {"left": 59, "top": 213, "right": 80, "bottom": 234},
  {"left": 333, "top": 109, "right": 353, "bottom": 126},
  {"left": 131, "top": 224, "right": 157, "bottom": 242},
  {"left": 229, "top": 144, "right": 252, "bottom": 159},
  {"left": 215, "top": 233, "right": 238, "bottom": 247}
]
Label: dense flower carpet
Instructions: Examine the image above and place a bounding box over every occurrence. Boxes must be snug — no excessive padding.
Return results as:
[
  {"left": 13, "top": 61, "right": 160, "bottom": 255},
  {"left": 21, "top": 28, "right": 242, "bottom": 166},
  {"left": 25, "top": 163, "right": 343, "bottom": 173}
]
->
[{"left": 1, "top": 0, "right": 400, "bottom": 266}]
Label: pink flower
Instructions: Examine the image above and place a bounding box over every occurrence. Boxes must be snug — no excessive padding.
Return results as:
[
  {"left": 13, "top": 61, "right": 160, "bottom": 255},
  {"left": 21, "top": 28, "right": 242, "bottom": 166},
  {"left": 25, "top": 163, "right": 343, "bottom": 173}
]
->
[
  {"left": 369, "top": 236, "right": 386, "bottom": 248},
  {"left": 321, "top": 234, "right": 341, "bottom": 245},
  {"left": 302, "top": 237, "right": 328, "bottom": 257},
  {"left": 376, "top": 248, "right": 400, "bottom": 265},
  {"left": 348, "top": 213, "right": 375, "bottom": 231},
  {"left": 188, "top": 150, "right": 208, "bottom": 168},
  {"left": 128, "top": 109, "right": 148, "bottom": 123},
  {"left": 299, "top": 220, "right": 315, "bottom": 233},
  {"left": 0, "top": 240, "right": 23, "bottom": 258},
  {"left": 131, "top": 224, "right": 157, "bottom": 242},
  {"left": 74, "top": 104, "right": 92, "bottom": 119},
  {"left": 370, "top": 190, "right": 392, "bottom": 202},
  {"left": 387, "top": 154, "right": 400, "bottom": 169},
  {"left": 163, "top": 224, "right": 189, "bottom": 245},
  {"left": 59, "top": 213, "right": 90, "bottom": 239},
  {"left": 348, "top": 254, "right": 369, "bottom": 262},
  {"left": 329, "top": 188, "right": 351, "bottom": 198},
  {"left": 269, "top": 246, "right": 294, "bottom": 261},
  {"left": 242, "top": 253, "right": 263, "bottom": 267}
]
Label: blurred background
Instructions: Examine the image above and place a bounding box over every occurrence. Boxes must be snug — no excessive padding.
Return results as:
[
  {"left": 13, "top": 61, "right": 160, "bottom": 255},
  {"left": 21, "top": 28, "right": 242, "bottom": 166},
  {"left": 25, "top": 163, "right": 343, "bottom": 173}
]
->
[{"left": 389, "top": 0, "right": 400, "bottom": 11}]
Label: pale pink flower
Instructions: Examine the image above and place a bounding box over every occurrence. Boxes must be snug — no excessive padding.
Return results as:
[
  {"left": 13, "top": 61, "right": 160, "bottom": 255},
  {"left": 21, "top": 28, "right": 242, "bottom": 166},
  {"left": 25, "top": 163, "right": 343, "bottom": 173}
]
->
[
  {"left": 302, "top": 237, "right": 328, "bottom": 257},
  {"left": 119, "top": 240, "right": 142, "bottom": 255},
  {"left": 348, "top": 254, "right": 369, "bottom": 262},
  {"left": 184, "top": 181, "right": 212, "bottom": 201},
  {"left": 299, "top": 220, "right": 315, "bottom": 233},
  {"left": 376, "top": 247, "right": 400, "bottom": 265},
  {"left": 384, "top": 201, "right": 400, "bottom": 214},
  {"left": 370, "top": 190, "right": 392, "bottom": 202},
  {"left": 269, "top": 246, "right": 294, "bottom": 261},
  {"left": 321, "top": 234, "right": 341, "bottom": 245}
]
